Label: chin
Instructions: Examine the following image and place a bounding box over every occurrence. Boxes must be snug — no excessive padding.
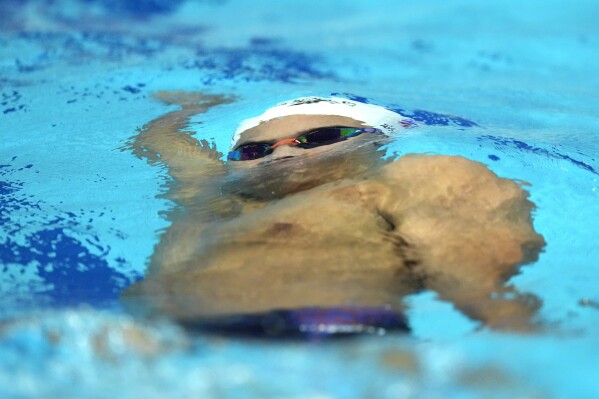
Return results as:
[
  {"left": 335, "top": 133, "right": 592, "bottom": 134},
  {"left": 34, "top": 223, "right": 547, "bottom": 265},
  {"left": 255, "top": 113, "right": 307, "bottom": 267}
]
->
[
  {"left": 223, "top": 157, "right": 329, "bottom": 200},
  {"left": 223, "top": 144, "right": 387, "bottom": 201}
]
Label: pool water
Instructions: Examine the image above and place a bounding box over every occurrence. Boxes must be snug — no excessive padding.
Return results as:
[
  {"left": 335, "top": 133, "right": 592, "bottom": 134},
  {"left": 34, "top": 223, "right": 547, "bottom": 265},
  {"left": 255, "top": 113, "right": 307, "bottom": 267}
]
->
[{"left": 1, "top": 0, "right": 599, "bottom": 398}]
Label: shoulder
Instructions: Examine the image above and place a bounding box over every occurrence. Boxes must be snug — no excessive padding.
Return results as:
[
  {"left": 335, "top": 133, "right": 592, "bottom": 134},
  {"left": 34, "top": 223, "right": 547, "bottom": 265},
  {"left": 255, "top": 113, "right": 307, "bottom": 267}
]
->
[
  {"left": 383, "top": 153, "right": 525, "bottom": 188},
  {"left": 382, "top": 154, "right": 494, "bottom": 179},
  {"left": 379, "top": 153, "right": 531, "bottom": 209}
]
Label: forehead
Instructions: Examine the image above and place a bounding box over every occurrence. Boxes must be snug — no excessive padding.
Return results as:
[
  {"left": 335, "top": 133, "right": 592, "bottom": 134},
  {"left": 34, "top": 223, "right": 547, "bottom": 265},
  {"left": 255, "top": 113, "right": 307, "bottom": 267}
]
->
[{"left": 234, "top": 114, "right": 370, "bottom": 146}]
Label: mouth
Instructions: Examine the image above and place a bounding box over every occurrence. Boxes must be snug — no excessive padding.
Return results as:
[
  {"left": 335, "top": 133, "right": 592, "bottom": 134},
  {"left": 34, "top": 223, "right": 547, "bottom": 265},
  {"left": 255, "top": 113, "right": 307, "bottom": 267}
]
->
[
  {"left": 262, "top": 155, "right": 297, "bottom": 165},
  {"left": 180, "top": 306, "right": 410, "bottom": 339}
]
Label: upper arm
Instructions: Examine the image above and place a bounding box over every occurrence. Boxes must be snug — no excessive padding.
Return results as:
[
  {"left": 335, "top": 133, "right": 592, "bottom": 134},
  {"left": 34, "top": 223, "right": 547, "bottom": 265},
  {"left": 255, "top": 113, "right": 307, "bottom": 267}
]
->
[
  {"left": 376, "top": 155, "right": 545, "bottom": 329},
  {"left": 378, "top": 154, "right": 544, "bottom": 282}
]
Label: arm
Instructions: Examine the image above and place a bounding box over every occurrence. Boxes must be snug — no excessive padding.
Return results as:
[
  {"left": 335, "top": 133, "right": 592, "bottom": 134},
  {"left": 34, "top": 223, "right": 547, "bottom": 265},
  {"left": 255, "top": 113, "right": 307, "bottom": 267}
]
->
[
  {"left": 122, "top": 91, "right": 234, "bottom": 204},
  {"left": 378, "top": 154, "right": 545, "bottom": 330},
  {"left": 121, "top": 92, "right": 240, "bottom": 275}
]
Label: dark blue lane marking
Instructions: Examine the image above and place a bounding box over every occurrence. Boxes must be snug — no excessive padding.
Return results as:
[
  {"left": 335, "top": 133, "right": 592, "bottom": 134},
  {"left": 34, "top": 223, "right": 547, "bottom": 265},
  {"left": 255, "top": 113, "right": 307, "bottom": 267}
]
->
[
  {"left": 7, "top": 31, "right": 335, "bottom": 86},
  {"left": 1, "top": 228, "right": 135, "bottom": 306},
  {"left": 5, "top": 0, "right": 189, "bottom": 20},
  {"left": 14, "top": 31, "right": 166, "bottom": 61},
  {"left": 478, "top": 135, "right": 597, "bottom": 175},
  {"left": 331, "top": 93, "right": 597, "bottom": 175},
  {"left": 0, "top": 158, "right": 139, "bottom": 307},
  {"left": 103, "top": 0, "right": 185, "bottom": 17},
  {"left": 185, "top": 44, "right": 335, "bottom": 84},
  {"left": 332, "top": 93, "right": 597, "bottom": 175},
  {"left": 331, "top": 92, "right": 478, "bottom": 127},
  {"left": 1, "top": 90, "right": 27, "bottom": 115}
]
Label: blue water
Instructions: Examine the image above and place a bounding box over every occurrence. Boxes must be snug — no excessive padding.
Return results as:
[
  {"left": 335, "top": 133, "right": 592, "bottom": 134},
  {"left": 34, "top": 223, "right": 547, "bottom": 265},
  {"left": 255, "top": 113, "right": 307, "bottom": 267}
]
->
[{"left": 1, "top": 0, "right": 599, "bottom": 398}]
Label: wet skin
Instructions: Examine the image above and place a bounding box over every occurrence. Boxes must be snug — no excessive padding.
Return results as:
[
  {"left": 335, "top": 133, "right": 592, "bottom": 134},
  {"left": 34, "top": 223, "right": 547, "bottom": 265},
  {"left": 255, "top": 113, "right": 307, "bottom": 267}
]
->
[{"left": 122, "top": 91, "right": 545, "bottom": 331}]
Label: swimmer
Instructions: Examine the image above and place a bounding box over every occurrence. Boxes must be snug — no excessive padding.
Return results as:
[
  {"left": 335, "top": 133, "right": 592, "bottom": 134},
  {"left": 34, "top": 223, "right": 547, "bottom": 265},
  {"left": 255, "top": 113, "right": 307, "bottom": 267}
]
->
[{"left": 122, "top": 92, "right": 545, "bottom": 334}]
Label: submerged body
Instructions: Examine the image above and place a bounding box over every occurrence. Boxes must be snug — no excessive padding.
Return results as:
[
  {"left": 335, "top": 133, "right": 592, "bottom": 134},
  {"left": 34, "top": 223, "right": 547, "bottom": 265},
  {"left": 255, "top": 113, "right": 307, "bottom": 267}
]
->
[{"left": 123, "top": 92, "right": 544, "bottom": 332}]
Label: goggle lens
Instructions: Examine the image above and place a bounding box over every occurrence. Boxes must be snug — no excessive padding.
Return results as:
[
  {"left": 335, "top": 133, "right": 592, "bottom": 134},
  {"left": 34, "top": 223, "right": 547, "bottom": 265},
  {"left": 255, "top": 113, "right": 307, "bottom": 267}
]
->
[
  {"left": 228, "top": 143, "right": 272, "bottom": 161},
  {"left": 228, "top": 127, "right": 381, "bottom": 161},
  {"left": 297, "top": 127, "right": 343, "bottom": 146}
]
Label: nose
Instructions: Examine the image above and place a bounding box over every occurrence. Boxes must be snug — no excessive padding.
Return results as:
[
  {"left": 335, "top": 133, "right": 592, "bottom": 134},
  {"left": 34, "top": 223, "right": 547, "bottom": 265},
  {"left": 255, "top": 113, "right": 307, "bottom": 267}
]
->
[
  {"left": 271, "top": 138, "right": 300, "bottom": 149},
  {"left": 270, "top": 139, "right": 302, "bottom": 158}
]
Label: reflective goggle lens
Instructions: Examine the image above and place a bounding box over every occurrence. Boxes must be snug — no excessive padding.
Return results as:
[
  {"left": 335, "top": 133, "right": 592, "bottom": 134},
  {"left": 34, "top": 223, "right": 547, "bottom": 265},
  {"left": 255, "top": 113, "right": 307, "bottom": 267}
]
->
[
  {"left": 297, "top": 127, "right": 344, "bottom": 147},
  {"left": 228, "top": 143, "right": 272, "bottom": 161},
  {"left": 296, "top": 127, "right": 376, "bottom": 147},
  {"left": 228, "top": 127, "right": 382, "bottom": 161}
]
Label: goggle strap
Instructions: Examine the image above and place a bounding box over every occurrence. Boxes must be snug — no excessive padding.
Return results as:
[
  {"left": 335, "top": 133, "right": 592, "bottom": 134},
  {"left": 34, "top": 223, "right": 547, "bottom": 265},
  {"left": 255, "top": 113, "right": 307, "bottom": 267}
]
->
[{"left": 271, "top": 138, "right": 301, "bottom": 149}]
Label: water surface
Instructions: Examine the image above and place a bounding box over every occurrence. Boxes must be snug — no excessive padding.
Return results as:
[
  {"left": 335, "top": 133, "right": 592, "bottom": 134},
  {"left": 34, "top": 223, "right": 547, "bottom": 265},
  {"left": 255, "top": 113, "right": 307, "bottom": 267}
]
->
[{"left": 1, "top": 1, "right": 599, "bottom": 398}]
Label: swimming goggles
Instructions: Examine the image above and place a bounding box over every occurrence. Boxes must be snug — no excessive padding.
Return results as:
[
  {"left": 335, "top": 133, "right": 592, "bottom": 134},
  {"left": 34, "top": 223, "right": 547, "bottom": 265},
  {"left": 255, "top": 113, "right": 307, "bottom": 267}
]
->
[{"left": 227, "top": 126, "right": 382, "bottom": 161}]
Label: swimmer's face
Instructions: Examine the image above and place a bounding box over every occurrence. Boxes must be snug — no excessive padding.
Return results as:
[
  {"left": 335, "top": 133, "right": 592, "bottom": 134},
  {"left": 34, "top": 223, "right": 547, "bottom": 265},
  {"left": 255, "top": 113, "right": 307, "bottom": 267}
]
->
[
  {"left": 223, "top": 115, "right": 389, "bottom": 199},
  {"left": 228, "top": 115, "right": 378, "bottom": 167}
]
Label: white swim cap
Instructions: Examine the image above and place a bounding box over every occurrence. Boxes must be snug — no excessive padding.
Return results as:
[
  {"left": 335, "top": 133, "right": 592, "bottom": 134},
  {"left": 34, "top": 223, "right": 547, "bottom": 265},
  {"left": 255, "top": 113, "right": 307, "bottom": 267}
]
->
[{"left": 231, "top": 96, "right": 416, "bottom": 149}]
